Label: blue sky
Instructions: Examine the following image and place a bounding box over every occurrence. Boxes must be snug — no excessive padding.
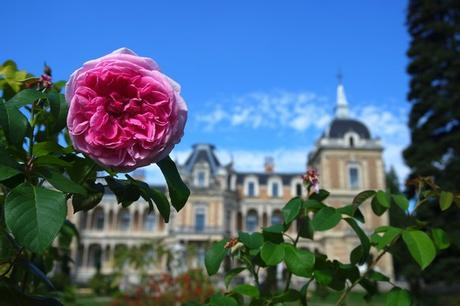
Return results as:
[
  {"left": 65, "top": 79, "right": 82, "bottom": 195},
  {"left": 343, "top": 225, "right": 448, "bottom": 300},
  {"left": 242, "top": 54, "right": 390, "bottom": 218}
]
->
[{"left": 3, "top": 1, "right": 410, "bottom": 183}]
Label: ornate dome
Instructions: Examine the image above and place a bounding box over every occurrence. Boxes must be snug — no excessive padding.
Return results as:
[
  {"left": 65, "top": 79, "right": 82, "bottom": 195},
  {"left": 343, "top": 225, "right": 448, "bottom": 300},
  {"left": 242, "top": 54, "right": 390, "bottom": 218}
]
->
[{"left": 327, "top": 118, "right": 371, "bottom": 139}]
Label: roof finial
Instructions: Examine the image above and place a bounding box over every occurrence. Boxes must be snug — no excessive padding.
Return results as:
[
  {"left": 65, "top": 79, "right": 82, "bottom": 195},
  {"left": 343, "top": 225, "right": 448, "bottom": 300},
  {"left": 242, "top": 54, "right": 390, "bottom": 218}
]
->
[{"left": 335, "top": 71, "right": 349, "bottom": 118}]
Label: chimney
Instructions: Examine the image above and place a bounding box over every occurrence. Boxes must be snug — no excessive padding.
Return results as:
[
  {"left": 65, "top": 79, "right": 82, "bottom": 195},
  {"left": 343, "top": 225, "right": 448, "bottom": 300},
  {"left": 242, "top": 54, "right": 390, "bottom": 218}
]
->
[{"left": 264, "top": 157, "right": 274, "bottom": 173}]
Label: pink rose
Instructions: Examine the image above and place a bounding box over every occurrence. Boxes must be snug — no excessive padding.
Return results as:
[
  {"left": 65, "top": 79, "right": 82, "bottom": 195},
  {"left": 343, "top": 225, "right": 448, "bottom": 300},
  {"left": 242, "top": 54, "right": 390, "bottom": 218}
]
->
[{"left": 66, "top": 48, "right": 187, "bottom": 172}]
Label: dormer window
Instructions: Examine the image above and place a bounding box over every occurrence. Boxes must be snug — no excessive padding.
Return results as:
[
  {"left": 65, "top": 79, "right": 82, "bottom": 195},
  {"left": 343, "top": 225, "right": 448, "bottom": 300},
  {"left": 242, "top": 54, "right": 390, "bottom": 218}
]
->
[
  {"left": 349, "top": 136, "right": 354, "bottom": 147},
  {"left": 248, "top": 182, "right": 255, "bottom": 197},
  {"left": 193, "top": 167, "right": 209, "bottom": 188},
  {"left": 272, "top": 183, "right": 279, "bottom": 197},
  {"left": 244, "top": 176, "right": 259, "bottom": 197}
]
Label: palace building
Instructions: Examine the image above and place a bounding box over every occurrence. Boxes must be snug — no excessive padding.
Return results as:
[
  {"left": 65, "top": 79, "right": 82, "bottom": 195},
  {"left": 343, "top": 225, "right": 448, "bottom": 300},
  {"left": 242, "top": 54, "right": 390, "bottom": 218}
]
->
[{"left": 70, "top": 81, "right": 393, "bottom": 283}]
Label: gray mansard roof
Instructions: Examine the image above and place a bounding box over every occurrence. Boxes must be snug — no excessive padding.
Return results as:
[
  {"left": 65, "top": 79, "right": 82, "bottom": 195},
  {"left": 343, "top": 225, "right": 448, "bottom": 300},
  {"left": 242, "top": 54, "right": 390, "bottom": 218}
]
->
[
  {"left": 183, "top": 143, "right": 221, "bottom": 175},
  {"left": 327, "top": 118, "right": 371, "bottom": 139}
]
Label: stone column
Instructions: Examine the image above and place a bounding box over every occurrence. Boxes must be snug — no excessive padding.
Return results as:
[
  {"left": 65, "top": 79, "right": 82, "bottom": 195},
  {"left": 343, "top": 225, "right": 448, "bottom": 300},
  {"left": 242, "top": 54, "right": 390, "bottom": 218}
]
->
[{"left": 82, "top": 243, "right": 89, "bottom": 268}]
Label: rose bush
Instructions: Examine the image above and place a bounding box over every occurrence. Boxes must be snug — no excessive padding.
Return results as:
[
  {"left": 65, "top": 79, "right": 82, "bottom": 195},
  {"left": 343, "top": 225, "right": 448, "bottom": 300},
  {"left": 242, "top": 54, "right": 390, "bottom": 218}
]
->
[
  {"left": 66, "top": 48, "right": 187, "bottom": 171},
  {"left": 0, "top": 56, "right": 189, "bottom": 305}
]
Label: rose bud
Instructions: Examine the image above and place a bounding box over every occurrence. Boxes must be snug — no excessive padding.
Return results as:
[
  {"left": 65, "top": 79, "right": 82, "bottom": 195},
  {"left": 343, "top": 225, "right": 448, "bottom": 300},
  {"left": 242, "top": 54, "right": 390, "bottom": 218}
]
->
[{"left": 65, "top": 48, "right": 188, "bottom": 171}]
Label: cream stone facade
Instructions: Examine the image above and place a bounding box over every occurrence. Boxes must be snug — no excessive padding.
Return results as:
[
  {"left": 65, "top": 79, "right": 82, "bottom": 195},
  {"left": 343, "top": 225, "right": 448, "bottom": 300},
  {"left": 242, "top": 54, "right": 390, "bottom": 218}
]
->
[{"left": 71, "top": 81, "right": 393, "bottom": 283}]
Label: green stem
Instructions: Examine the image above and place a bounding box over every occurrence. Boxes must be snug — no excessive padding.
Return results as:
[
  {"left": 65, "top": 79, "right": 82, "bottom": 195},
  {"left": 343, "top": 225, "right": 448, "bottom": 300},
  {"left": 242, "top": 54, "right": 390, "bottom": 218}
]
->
[{"left": 334, "top": 249, "right": 387, "bottom": 306}]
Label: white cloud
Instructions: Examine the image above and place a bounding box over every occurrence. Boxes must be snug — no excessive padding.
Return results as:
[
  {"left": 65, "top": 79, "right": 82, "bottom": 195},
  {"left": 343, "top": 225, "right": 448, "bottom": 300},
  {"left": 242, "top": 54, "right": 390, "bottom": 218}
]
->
[{"left": 195, "top": 90, "right": 331, "bottom": 132}]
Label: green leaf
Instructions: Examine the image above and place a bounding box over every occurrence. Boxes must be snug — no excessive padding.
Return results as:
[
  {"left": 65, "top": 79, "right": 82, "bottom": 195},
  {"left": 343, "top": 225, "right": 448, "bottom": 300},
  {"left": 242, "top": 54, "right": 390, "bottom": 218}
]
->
[
  {"left": 314, "top": 268, "right": 333, "bottom": 286},
  {"left": 368, "top": 270, "right": 390, "bottom": 282},
  {"left": 439, "top": 191, "right": 453, "bottom": 211},
  {"left": 386, "top": 287, "right": 411, "bottom": 306},
  {"left": 376, "top": 190, "right": 390, "bottom": 208},
  {"left": 72, "top": 182, "right": 104, "bottom": 212},
  {"left": 32, "top": 141, "right": 65, "bottom": 157},
  {"left": 6, "top": 88, "right": 45, "bottom": 108},
  {"left": 311, "top": 207, "right": 341, "bottom": 231},
  {"left": 431, "top": 228, "right": 450, "bottom": 250},
  {"left": 282, "top": 197, "right": 302, "bottom": 224},
  {"left": 297, "top": 215, "right": 314, "bottom": 239},
  {"left": 271, "top": 289, "right": 302, "bottom": 304},
  {"left": 284, "top": 244, "right": 315, "bottom": 277},
  {"left": 309, "top": 189, "right": 330, "bottom": 201},
  {"left": 209, "top": 294, "right": 237, "bottom": 306},
  {"left": 0, "top": 101, "right": 29, "bottom": 148},
  {"left": 37, "top": 167, "right": 86, "bottom": 194},
  {"left": 262, "top": 224, "right": 284, "bottom": 243},
  {"left": 224, "top": 267, "right": 245, "bottom": 289},
  {"left": 238, "top": 232, "right": 263, "bottom": 249},
  {"left": 47, "top": 92, "right": 68, "bottom": 133},
  {"left": 126, "top": 175, "right": 170, "bottom": 222},
  {"left": 337, "top": 204, "right": 365, "bottom": 223},
  {"left": 261, "top": 242, "right": 285, "bottom": 266},
  {"left": 392, "top": 194, "right": 409, "bottom": 211},
  {"left": 352, "top": 190, "right": 376, "bottom": 212},
  {"left": 0, "top": 164, "right": 21, "bottom": 181},
  {"left": 402, "top": 230, "right": 436, "bottom": 270},
  {"left": 371, "top": 196, "right": 388, "bottom": 216},
  {"left": 345, "top": 218, "right": 370, "bottom": 264},
  {"left": 4, "top": 183, "right": 67, "bottom": 254},
  {"left": 205, "top": 239, "right": 228, "bottom": 275},
  {"left": 375, "top": 226, "right": 402, "bottom": 250},
  {"left": 157, "top": 156, "right": 190, "bottom": 212},
  {"left": 34, "top": 155, "right": 72, "bottom": 168},
  {"left": 232, "top": 284, "right": 259, "bottom": 298},
  {"left": 105, "top": 176, "right": 141, "bottom": 207}
]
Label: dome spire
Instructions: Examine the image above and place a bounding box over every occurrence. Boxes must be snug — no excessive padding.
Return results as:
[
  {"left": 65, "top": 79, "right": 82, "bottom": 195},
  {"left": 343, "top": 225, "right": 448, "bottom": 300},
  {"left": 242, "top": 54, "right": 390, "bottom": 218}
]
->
[{"left": 335, "top": 71, "right": 349, "bottom": 118}]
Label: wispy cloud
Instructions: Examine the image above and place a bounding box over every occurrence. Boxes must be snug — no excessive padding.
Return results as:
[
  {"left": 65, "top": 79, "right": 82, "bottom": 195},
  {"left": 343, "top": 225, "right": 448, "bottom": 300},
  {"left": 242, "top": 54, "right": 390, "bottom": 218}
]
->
[{"left": 195, "top": 90, "right": 332, "bottom": 132}]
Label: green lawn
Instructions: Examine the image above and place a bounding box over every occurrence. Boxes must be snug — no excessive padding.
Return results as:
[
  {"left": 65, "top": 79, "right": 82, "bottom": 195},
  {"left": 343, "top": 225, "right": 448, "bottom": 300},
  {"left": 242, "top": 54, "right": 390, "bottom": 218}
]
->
[{"left": 63, "top": 291, "right": 385, "bottom": 306}]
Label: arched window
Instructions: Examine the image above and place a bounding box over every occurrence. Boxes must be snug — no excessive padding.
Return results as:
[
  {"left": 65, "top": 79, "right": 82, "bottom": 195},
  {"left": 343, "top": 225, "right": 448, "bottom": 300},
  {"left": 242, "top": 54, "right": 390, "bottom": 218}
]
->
[
  {"left": 246, "top": 210, "right": 259, "bottom": 232},
  {"left": 143, "top": 212, "right": 156, "bottom": 231},
  {"left": 271, "top": 210, "right": 283, "bottom": 225},
  {"left": 118, "top": 209, "right": 131, "bottom": 231},
  {"left": 349, "top": 136, "right": 354, "bottom": 147},
  {"left": 268, "top": 177, "right": 283, "bottom": 198}
]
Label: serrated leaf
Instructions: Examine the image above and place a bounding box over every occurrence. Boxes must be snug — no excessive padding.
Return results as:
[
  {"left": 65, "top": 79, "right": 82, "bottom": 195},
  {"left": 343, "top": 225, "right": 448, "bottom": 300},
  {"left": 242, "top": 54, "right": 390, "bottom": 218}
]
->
[
  {"left": 402, "top": 230, "right": 436, "bottom": 270},
  {"left": 157, "top": 156, "right": 190, "bottom": 212},
  {"left": 205, "top": 239, "right": 228, "bottom": 275},
  {"left": 232, "top": 284, "right": 259, "bottom": 298},
  {"left": 282, "top": 197, "right": 302, "bottom": 224},
  {"left": 261, "top": 242, "right": 285, "bottom": 266},
  {"left": 5, "top": 183, "right": 67, "bottom": 254},
  {"left": 311, "top": 207, "right": 341, "bottom": 231},
  {"left": 439, "top": 191, "right": 453, "bottom": 211}
]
